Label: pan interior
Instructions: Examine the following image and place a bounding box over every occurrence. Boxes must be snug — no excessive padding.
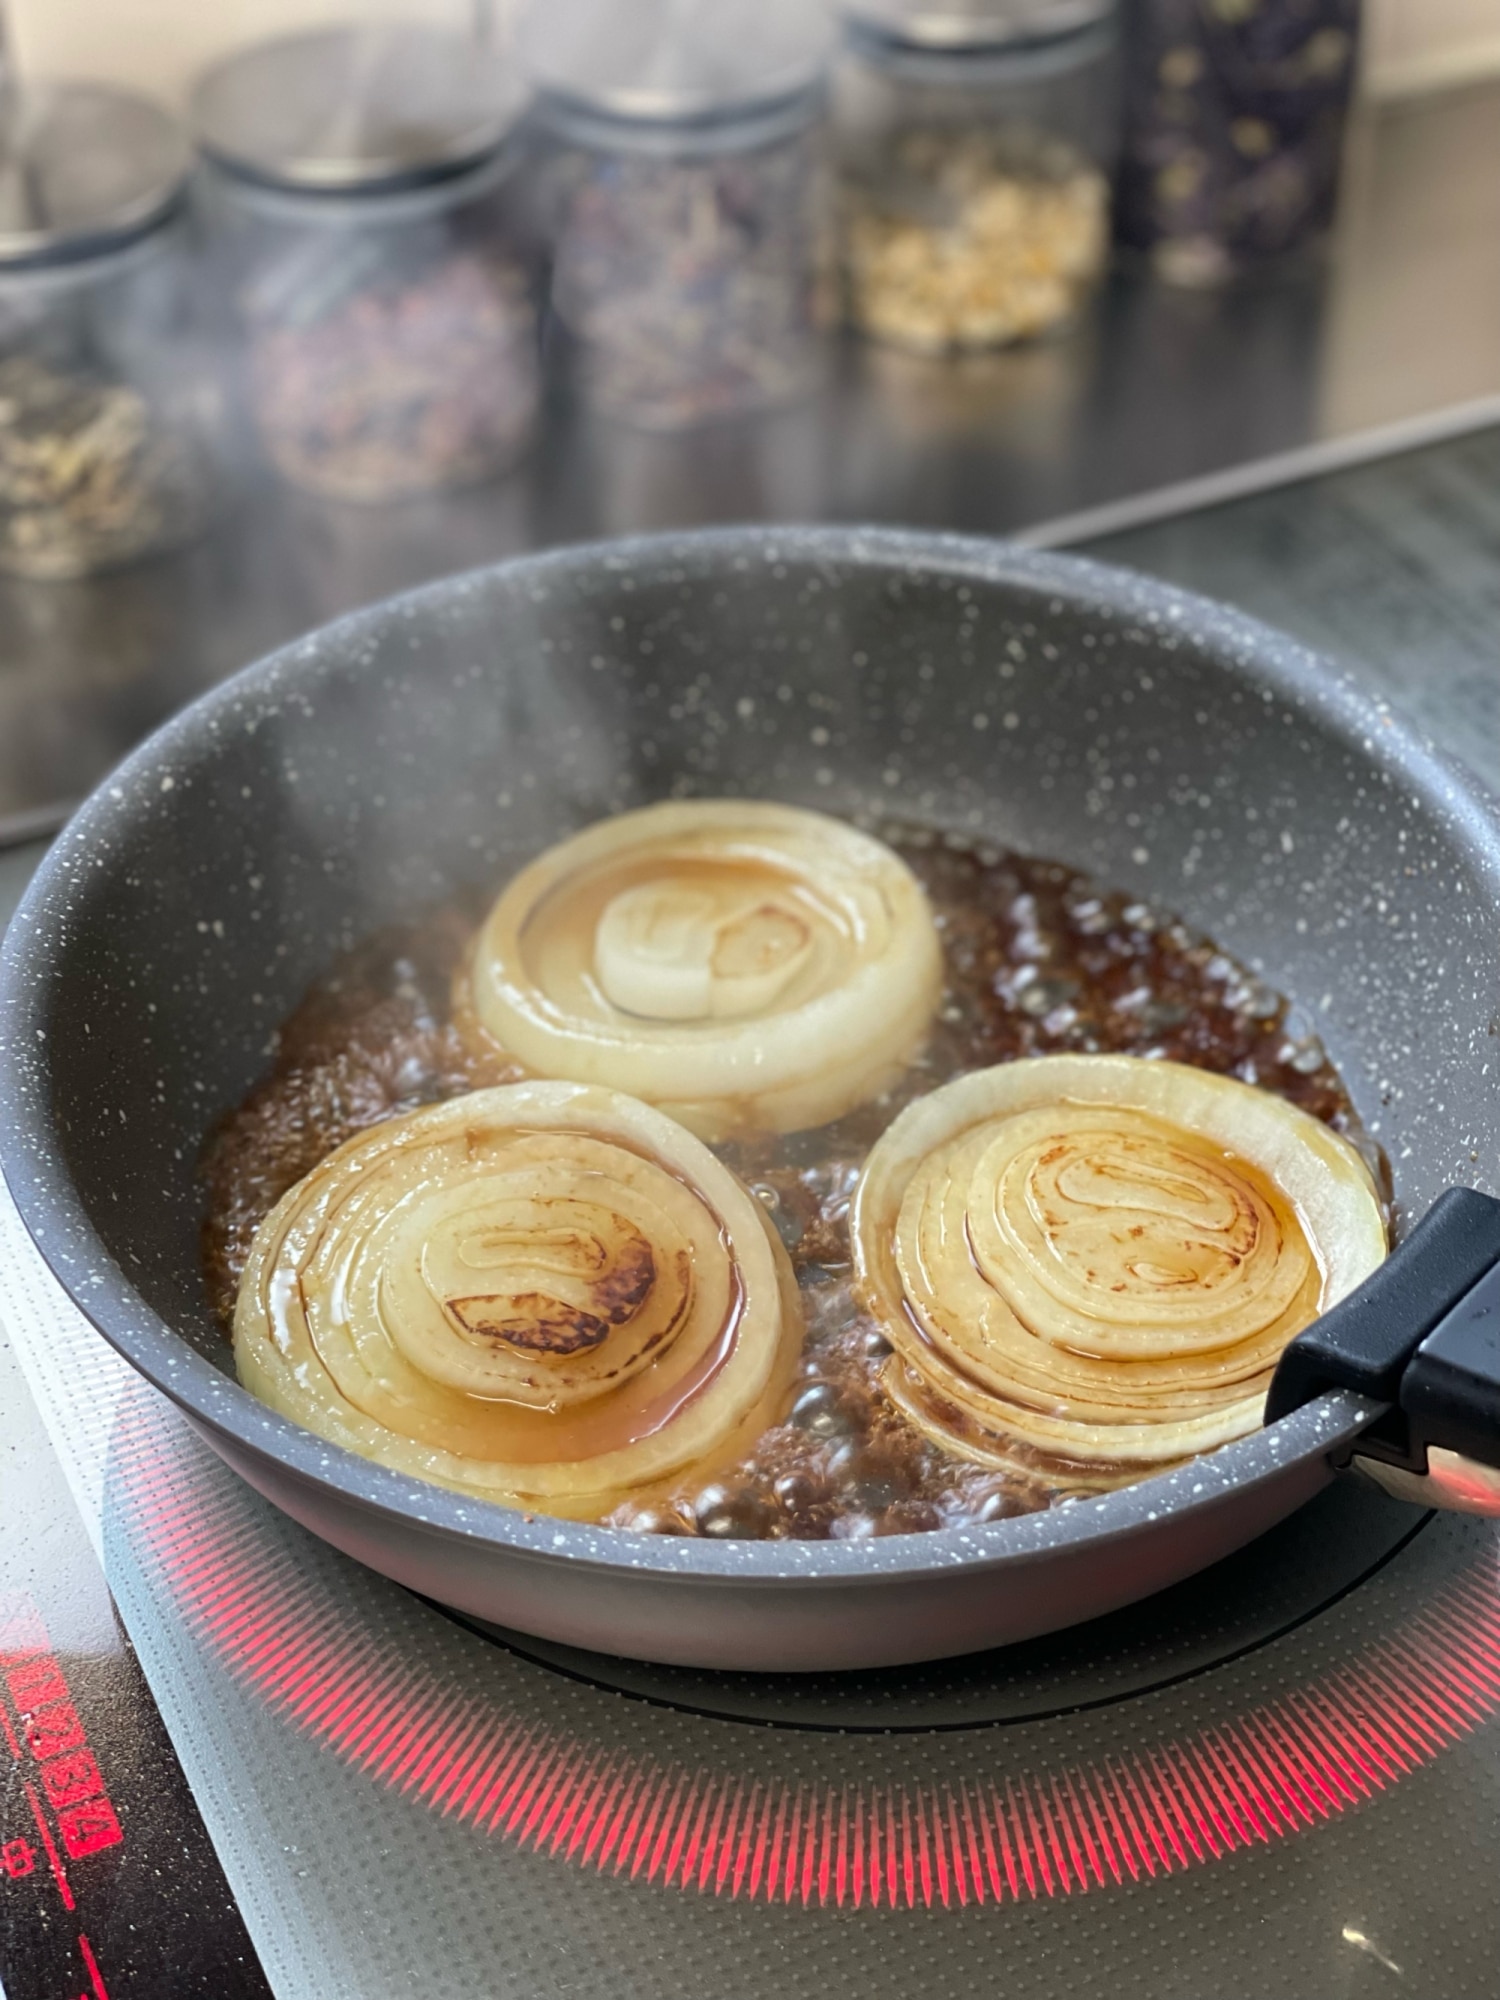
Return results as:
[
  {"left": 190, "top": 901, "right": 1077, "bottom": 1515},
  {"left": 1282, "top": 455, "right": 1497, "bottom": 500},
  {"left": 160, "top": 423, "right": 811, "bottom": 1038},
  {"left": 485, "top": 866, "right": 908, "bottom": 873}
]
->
[{"left": 4, "top": 529, "right": 1499, "bottom": 1560}]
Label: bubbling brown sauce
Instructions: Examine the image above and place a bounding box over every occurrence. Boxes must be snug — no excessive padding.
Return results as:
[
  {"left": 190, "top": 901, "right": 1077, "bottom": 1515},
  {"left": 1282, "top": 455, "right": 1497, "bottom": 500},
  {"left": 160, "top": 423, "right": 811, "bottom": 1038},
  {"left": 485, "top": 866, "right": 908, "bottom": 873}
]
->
[{"left": 201, "top": 830, "right": 1383, "bottom": 1542}]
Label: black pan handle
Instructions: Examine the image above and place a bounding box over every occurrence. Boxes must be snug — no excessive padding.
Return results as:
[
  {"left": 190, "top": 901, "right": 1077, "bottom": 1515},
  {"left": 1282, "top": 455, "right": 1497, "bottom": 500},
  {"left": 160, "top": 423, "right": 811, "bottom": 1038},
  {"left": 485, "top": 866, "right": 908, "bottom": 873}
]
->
[{"left": 1267, "top": 1187, "right": 1500, "bottom": 1515}]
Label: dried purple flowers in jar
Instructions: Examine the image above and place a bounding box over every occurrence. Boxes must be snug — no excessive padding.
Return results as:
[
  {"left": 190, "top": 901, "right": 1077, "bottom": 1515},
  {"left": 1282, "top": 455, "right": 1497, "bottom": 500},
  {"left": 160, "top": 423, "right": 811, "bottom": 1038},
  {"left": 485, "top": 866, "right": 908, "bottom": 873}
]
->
[
  {"left": 524, "top": 0, "right": 835, "bottom": 429},
  {"left": 1115, "top": 0, "right": 1360, "bottom": 284},
  {"left": 192, "top": 26, "right": 540, "bottom": 503},
  {"left": 238, "top": 233, "right": 537, "bottom": 503}
]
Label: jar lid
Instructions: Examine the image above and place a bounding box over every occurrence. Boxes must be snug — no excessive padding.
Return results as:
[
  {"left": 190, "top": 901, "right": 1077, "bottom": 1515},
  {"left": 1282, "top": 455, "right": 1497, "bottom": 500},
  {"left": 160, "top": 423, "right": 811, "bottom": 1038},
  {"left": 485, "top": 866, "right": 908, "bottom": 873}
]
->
[
  {"left": 522, "top": 0, "right": 831, "bottom": 124},
  {"left": 0, "top": 82, "right": 189, "bottom": 267},
  {"left": 190, "top": 25, "right": 523, "bottom": 193},
  {"left": 841, "top": 0, "right": 1114, "bottom": 50}
]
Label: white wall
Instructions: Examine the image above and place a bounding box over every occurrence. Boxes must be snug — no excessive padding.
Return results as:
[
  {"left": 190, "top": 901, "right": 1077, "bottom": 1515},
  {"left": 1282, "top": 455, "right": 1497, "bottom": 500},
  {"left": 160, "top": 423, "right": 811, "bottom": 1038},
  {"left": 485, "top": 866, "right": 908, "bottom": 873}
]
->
[
  {"left": 1365, "top": 0, "right": 1500, "bottom": 94},
  {"left": 7, "top": 0, "right": 1500, "bottom": 105}
]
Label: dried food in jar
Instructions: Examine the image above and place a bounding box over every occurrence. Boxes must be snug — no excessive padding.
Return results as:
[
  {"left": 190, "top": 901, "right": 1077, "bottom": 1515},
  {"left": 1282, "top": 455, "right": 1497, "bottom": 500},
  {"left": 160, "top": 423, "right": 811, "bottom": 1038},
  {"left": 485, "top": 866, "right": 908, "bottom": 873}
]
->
[
  {"left": 549, "top": 132, "right": 831, "bottom": 428},
  {"left": 246, "top": 247, "right": 538, "bottom": 502},
  {"left": 1116, "top": 0, "right": 1360, "bottom": 283},
  {"left": 0, "top": 353, "right": 208, "bottom": 578},
  {"left": 842, "top": 127, "right": 1108, "bottom": 351}
]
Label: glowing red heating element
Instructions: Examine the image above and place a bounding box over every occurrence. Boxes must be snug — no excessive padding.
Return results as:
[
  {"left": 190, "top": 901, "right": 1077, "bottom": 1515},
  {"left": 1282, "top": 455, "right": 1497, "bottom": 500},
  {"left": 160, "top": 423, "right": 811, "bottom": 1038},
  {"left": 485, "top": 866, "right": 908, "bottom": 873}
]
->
[
  {"left": 0, "top": 1600, "right": 125, "bottom": 1918},
  {"left": 1, "top": 1601, "right": 123, "bottom": 1996},
  {"left": 129, "top": 1434, "right": 1500, "bottom": 1913}
]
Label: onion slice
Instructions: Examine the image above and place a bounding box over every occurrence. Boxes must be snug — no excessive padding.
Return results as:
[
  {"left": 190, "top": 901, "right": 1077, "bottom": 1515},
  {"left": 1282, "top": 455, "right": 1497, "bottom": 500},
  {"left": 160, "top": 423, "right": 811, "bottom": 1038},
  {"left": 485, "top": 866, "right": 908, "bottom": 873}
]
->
[
  {"left": 851, "top": 1054, "right": 1388, "bottom": 1486},
  {"left": 461, "top": 800, "right": 943, "bottom": 1139},
  {"left": 233, "top": 1081, "right": 803, "bottom": 1520}
]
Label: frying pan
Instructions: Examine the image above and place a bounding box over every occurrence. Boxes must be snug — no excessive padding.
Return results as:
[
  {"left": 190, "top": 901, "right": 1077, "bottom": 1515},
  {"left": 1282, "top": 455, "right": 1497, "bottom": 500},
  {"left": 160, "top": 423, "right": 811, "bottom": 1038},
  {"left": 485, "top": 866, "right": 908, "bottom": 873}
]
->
[{"left": 3, "top": 526, "right": 1500, "bottom": 1673}]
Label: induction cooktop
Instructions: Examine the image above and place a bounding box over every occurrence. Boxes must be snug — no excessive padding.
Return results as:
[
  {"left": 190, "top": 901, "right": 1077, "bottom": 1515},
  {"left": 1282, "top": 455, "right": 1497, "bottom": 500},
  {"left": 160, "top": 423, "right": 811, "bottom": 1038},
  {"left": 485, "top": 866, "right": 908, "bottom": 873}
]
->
[{"left": 7, "top": 418, "right": 1500, "bottom": 1999}]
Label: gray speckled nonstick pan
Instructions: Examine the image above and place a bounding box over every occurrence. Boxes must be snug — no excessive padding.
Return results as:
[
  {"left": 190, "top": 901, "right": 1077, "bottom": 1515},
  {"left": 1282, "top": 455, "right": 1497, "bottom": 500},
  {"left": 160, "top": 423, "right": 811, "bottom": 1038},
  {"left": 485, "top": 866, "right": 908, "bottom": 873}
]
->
[{"left": 5, "top": 526, "right": 1500, "bottom": 1673}]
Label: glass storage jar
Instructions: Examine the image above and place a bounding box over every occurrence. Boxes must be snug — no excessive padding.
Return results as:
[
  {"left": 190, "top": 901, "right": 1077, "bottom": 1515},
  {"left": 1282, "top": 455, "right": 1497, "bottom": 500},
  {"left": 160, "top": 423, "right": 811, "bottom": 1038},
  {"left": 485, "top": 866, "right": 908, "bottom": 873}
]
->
[
  {"left": 191, "top": 25, "right": 540, "bottom": 504},
  {"left": 1116, "top": 0, "right": 1360, "bottom": 286},
  {"left": 834, "top": 0, "right": 1120, "bottom": 353},
  {"left": 0, "top": 83, "right": 218, "bottom": 579},
  {"left": 523, "top": 0, "right": 834, "bottom": 430}
]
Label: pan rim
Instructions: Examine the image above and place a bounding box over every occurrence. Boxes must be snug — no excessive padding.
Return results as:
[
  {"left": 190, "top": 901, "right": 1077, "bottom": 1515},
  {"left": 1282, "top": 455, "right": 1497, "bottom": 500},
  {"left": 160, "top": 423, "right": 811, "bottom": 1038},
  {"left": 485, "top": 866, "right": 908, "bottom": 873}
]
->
[{"left": 3, "top": 522, "right": 1495, "bottom": 1586}]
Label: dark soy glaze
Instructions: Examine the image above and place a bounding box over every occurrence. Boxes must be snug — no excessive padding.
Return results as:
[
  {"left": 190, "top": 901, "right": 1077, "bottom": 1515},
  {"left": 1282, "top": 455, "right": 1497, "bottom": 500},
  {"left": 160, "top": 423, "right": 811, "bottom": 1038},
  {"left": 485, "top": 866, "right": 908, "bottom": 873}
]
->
[{"left": 202, "top": 829, "right": 1379, "bottom": 1542}]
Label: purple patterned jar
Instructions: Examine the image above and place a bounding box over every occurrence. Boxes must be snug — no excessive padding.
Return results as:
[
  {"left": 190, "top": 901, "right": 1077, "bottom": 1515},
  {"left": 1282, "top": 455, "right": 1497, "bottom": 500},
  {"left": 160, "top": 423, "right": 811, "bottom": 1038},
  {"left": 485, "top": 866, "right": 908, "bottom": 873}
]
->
[{"left": 1115, "top": 0, "right": 1361, "bottom": 284}]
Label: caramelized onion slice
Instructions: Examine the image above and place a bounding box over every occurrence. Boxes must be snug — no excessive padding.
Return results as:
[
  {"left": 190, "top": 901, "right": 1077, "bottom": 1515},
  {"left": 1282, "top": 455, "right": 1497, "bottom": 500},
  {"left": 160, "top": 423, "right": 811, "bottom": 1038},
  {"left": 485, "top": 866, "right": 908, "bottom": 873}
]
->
[
  {"left": 851, "top": 1054, "right": 1387, "bottom": 1475},
  {"left": 233, "top": 1081, "right": 803, "bottom": 1520},
  {"left": 882, "top": 1360, "right": 1197, "bottom": 1495},
  {"left": 462, "top": 800, "right": 943, "bottom": 1140}
]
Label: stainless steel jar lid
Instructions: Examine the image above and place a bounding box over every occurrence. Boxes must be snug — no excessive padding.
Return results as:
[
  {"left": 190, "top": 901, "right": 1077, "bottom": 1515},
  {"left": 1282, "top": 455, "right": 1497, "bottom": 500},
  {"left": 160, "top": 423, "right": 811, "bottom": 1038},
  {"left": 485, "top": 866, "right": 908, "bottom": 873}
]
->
[
  {"left": 0, "top": 82, "right": 189, "bottom": 268},
  {"left": 190, "top": 25, "right": 523, "bottom": 194},
  {"left": 841, "top": 0, "right": 1115, "bottom": 50},
  {"left": 522, "top": 0, "right": 832, "bottom": 124}
]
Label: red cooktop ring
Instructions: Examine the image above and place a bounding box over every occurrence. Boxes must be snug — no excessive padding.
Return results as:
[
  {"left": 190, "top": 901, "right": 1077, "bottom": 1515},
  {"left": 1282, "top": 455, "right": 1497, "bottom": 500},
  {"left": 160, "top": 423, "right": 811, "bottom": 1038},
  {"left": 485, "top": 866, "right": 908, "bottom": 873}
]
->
[{"left": 124, "top": 1403, "right": 1500, "bottom": 1913}]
